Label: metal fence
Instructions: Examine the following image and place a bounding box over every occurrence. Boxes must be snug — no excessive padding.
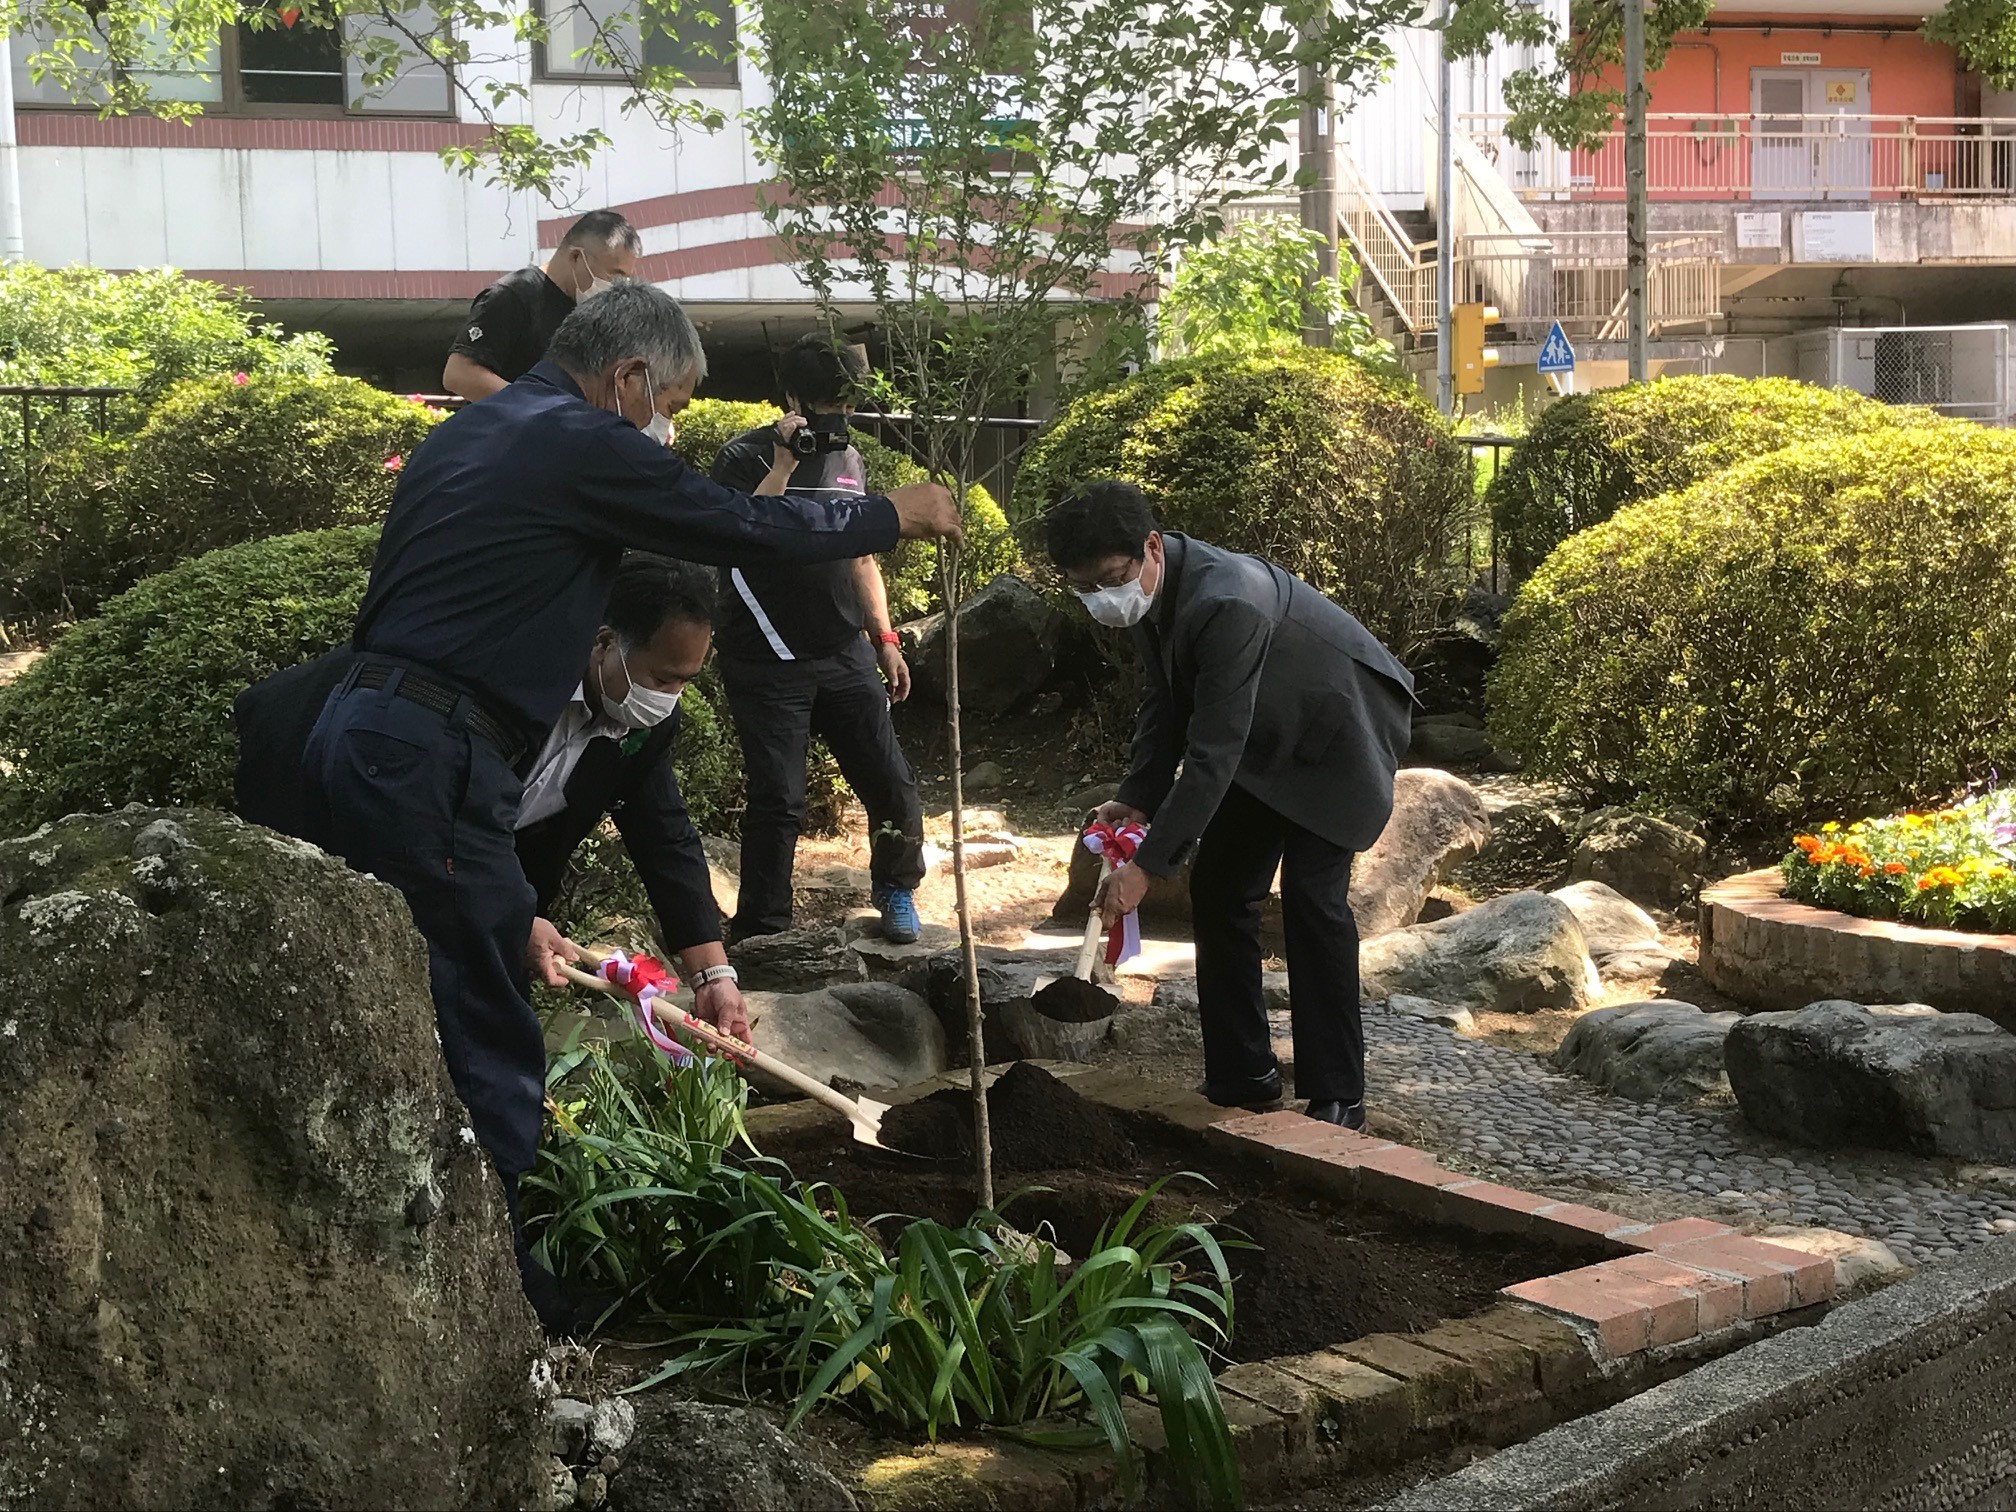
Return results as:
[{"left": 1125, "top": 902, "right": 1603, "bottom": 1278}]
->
[
  {"left": 843, "top": 411, "right": 1042, "bottom": 511},
  {"left": 1462, "top": 112, "right": 2016, "bottom": 202},
  {"left": 1, "top": 385, "right": 132, "bottom": 509}
]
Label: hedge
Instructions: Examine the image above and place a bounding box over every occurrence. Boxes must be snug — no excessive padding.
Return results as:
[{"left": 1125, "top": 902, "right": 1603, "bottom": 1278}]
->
[
  {"left": 670, "top": 397, "right": 1019, "bottom": 620},
  {"left": 0, "top": 528, "right": 751, "bottom": 840},
  {"left": 1011, "top": 349, "right": 1475, "bottom": 658},
  {"left": 1489, "top": 424, "right": 2016, "bottom": 832},
  {"left": 5, "top": 373, "right": 439, "bottom": 621},
  {"left": 1485, "top": 375, "right": 1937, "bottom": 579}
]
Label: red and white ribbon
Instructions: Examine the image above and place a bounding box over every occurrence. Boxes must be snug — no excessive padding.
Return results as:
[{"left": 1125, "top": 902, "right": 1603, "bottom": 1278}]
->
[
  {"left": 1081, "top": 820, "right": 1148, "bottom": 967},
  {"left": 597, "top": 948, "right": 692, "bottom": 1066}
]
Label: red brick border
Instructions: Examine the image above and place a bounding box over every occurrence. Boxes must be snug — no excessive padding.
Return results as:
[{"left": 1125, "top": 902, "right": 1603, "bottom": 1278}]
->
[
  {"left": 1700, "top": 867, "right": 2016, "bottom": 1029},
  {"left": 1202, "top": 1108, "right": 1836, "bottom": 1362}
]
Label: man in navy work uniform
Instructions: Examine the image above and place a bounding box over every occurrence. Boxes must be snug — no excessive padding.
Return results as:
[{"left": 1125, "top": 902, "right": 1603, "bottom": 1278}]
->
[
  {"left": 709, "top": 334, "right": 928, "bottom": 946},
  {"left": 303, "top": 282, "right": 960, "bottom": 1329},
  {"left": 441, "top": 208, "right": 642, "bottom": 402},
  {"left": 1044, "top": 483, "right": 1413, "bottom": 1131},
  {"left": 513, "top": 555, "right": 750, "bottom": 1046}
]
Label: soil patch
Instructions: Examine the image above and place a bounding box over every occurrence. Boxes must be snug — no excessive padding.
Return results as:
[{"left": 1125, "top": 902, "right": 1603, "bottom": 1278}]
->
[
  {"left": 878, "top": 1060, "right": 1140, "bottom": 1171},
  {"left": 764, "top": 1067, "right": 1579, "bottom": 1363}
]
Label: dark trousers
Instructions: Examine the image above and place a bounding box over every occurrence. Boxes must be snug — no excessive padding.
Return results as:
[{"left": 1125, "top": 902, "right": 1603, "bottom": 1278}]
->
[
  {"left": 720, "top": 637, "right": 925, "bottom": 936},
  {"left": 1191, "top": 781, "right": 1364, "bottom": 1105},
  {"left": 303, "top": 674, "right": 545, "bottom": 1179}
]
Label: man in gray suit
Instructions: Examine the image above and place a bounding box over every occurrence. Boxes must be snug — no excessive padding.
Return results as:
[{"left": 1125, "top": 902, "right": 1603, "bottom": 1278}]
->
[{"left": 1045, "top": 482, "right": 1415, "bottom": 1128}]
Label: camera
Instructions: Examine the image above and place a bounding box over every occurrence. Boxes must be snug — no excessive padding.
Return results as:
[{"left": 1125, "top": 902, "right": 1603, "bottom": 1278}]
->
[{"left": 781, "top": 411, "right": 851, "bottom": 459}]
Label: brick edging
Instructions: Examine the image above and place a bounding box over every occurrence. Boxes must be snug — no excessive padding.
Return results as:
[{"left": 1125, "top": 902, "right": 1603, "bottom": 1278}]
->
[
  {"left": 1699, "top": 867, "right": 2016, "bottom": 1028},
  {"left": 1188, "top": 1105, "right": 1838, "bottom": 1362}
]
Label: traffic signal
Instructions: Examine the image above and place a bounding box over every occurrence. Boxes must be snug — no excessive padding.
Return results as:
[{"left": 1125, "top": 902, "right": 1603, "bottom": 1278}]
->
[{"left": 1452, "top": 303, "right": 1500, "bottom": 394}]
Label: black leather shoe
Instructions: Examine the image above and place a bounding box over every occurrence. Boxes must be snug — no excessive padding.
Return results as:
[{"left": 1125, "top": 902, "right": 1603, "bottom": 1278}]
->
[
  {"left": 1304, "top": 1099, "right": 1367, "bottom": 1130},
  {"left": 1195, "top": 1067, "right": 1285, "bottom": 1111}
]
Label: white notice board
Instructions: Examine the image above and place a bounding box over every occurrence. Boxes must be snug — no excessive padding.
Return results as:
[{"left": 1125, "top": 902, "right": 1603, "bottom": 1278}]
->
[
  {"left": 1793, "top": 211, "right": 1876, "bottom": 262},
  {"left": 1736, "top": 211, "right": 1783, "bottom": 250}
]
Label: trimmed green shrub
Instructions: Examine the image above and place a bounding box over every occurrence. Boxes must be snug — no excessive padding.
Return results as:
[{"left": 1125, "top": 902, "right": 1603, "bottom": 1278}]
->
[
  {"left": 6, "top": 374, "right": 438, "bottom": 621},
  {"left": 1489, "top": 425, "right": 2016, "bottom": 833},
  {"left": 1012, "top": 349, "right": 1474, "bottom": 657},
  {"left": 0, "top": 527, "right": 377, "bottom": 832},
  {"left": 0, "top": 528, "right": 752, "bottom": 840},
  {"left": 0, "top": 266, "right": 337, "bottom": 623},
  {"left": 1486, "top": 375, "right": 1935, "bottom": 579},
  {"left": 670, "top": 397, "right": 1019, "bottom": 619}
]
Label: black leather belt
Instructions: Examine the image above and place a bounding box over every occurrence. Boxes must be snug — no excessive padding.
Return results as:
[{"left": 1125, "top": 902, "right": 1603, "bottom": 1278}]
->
[{"left": 351, "top": 660, "right": 526, "bottom": 767}]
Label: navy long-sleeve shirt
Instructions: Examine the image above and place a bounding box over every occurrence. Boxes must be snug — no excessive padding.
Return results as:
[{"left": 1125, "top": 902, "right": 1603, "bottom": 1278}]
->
[{"left": 353, "top": 360, "right": 900, "bottom": 745}]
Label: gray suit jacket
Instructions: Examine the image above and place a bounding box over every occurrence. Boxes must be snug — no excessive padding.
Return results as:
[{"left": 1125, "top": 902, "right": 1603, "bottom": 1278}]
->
[{"left": 1116, "top": 534, "right": 1416, "bottom": 875}]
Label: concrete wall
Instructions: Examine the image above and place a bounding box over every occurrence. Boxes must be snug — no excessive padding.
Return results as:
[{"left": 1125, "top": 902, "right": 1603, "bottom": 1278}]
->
[{"left": 1380, "top": 1236, "right": 2016, "bottom": 1511}]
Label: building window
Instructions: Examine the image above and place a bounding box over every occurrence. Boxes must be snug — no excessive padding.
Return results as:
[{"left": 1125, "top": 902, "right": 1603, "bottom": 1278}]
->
[
  {"left": 538, "top": 0, "right": 740, "bottom": 88},
  {"left": 10, "top": 12, "right": 453, "bottom": 116}
]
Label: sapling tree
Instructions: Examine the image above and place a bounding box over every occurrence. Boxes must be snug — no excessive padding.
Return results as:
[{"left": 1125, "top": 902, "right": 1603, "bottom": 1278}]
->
[{"left": 744, "top": 0, "right": 1415, "bottom": 1205}]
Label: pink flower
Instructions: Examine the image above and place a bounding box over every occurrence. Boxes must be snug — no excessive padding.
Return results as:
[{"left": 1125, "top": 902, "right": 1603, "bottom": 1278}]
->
[
  {"left": 383, "top": 454, "right": 403, "bottom": 472},
  {"left": 230, "top": 371, "right": 250, "bottom": 385}
]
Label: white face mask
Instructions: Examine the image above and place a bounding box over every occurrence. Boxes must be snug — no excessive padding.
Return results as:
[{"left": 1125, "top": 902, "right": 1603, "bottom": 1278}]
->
[
  {"left": 1075, "top": 575, "right": 1154, "bottom": 629},
  {"left": 643, "top": 412, "right": 672, "bottom": 446},
  {"left": 603, "top": 645, "right": 683, "bottom": 727},
  {"left": 574, "top": 252, "right": 613, "bottom": 303}
]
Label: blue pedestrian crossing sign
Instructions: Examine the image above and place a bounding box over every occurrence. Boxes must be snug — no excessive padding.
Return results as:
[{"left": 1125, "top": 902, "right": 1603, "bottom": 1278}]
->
[{"left": 1537, "top": 322, "right": 1576, "bottom": 375}]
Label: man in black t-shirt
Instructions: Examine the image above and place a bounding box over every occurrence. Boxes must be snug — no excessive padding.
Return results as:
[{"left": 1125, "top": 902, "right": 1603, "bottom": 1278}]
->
[
  {"left": 711, "top": 334, "right": 927, "bottom": 945},
  {"left": 441, "top": 209, "right": 642, "bottom": 402}
]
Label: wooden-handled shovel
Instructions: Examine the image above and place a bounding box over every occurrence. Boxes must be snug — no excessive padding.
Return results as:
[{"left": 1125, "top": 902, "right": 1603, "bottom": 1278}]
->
[{"left": 554, "top": 956, "right": 902, "bottom": 1152}]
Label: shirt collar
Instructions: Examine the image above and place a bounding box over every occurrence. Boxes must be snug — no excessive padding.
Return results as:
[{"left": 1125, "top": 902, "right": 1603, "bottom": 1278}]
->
[
  {"left": 571, "top": 678, "right": 634, "bottom": 738},
  {"left": 526, "top": 359, "right": 587, "bottom": 400}
]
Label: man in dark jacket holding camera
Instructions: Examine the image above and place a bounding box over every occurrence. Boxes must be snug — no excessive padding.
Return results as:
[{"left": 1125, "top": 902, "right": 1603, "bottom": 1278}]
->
[{"left": 709, "top": 333, "right": 927, "bottom": 947}]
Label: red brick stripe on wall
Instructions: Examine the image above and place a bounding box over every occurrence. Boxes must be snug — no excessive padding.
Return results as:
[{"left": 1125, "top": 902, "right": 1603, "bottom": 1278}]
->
[
  {"left": 176, "top": 269, "right": 499, "bottom": 299},
  {"left": 18, "top": 112, "right": 490, "bottom": 154}
]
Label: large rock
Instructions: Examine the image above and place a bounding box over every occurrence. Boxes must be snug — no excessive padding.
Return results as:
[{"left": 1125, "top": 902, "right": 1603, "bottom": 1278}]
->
[
  {"left": 1548, "top": 879, "right": 1676, "bottom": 979},
  {"left": 745, "top": 982, "right": 947, "bottom": 1094},
  {"left": 1570, "top": 810, "right": 1707, "bottom": 911},
  {"left": 908, "top": 946, "right": 1118, "bottom": 1063},
  {"left": 843, "top": 908, "right": 960, "bottom": 980},
  {"left": 1361, "top": 891, "right": 1599, "bottom": 1014},
  {"left": 0, "top": 810, "right": 541, "bottom": 1511},
  {"left": 729, "top": 926, "right": 869, "bottom": 993},
  {"left": 906, "top": 574, "right": 1067, "bottom": 717},
  {"left": 609, "top": 1400, "right": 857, "bottom": 1511},
  {"left": 1408, "top": 714, "right": 1496, "bottom": 766},
  {"left": 1554, "top": 1000, "right": 1738, "bottom": 1101},
  {"left": 1459, "top": 801, "right": 1577, "bottom": 892},
  {"left": 1353, "top": 768, "right": 1492, "bottom": 937},
  {"left": 1726, "top": 1000, "right": 2016, "bottom": 1161}
]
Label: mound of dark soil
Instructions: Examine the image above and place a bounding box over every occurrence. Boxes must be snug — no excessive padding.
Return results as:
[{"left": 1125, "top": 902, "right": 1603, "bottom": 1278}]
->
[{"left": 879, "top": 1062, "right": 1139, "bottom": 1172}]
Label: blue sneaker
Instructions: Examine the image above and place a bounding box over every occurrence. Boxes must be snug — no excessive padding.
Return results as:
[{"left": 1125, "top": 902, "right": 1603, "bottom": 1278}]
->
[{"left": 874, "top": 885, "right": 921, "bottom": 945}]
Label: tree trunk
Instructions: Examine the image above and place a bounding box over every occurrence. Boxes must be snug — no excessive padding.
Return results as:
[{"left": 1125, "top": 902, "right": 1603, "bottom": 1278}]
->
[{"left": 938, "top": 543, "right": 994, "bottom": 1212}]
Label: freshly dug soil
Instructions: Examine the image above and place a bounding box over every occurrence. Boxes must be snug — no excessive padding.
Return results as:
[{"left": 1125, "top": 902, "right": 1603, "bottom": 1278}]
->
[
  {"left": 766, "top": 1066, "right": 1576, "bottom": 1362},
  {"left": 878, "top": 1060, "right": 1140, "bottom": 1171}
]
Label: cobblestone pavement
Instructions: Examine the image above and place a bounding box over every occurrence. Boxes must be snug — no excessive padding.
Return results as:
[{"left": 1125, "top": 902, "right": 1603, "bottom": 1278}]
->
[{"left": 1361, "top": 1003, "right": 2016, "bottom": 1269}]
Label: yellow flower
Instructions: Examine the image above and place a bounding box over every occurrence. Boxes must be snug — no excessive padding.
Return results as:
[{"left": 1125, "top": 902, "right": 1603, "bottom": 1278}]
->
[
  {"left": 1821, "top": 821, "right": 1841, "bottom": 834},
  {"left": 1917, "top": 866, "right": 1964, "bottom": 891}
]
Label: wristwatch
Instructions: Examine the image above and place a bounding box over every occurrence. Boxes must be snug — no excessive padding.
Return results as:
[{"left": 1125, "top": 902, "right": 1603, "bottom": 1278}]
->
[{"left": 693, "top": 963, "right": 739, "bottom": 989}]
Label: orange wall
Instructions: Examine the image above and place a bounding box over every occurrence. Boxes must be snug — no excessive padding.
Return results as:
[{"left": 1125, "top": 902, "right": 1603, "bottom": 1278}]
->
[{"left": 1598, "top": 23, "right": 1961, "bottom": 118}]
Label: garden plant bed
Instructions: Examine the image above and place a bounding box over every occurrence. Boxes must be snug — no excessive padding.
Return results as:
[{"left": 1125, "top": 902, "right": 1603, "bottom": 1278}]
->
[
  {"left": 1700, "top": 868, "right": 2016, "bottom": 1028},
  {"left": 762, "top": 1063, "right": 1579, "bottom": 1364},
  {"left": 746, "top": 1063, "right": 1849, "bottom": 1506}
]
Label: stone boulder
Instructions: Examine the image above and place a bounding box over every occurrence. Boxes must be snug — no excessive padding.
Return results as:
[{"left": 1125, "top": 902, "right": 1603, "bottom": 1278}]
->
[
  {"left": 1548, "top": 879, "right": 1675, "bottom": 978},
  {"left": 745, "top": 982, "right": 947, "bottom": 1094},
  {"left": 1353, "top": 768, "right": 1492, "bottom": 937},
  {"left": 1554, "top": 1000, "right": 1737, "bottom": 1101},
  {"left": 1408, "top": 713, "right": 1496, "bottom": 766},
  {"left": 1569, "top": 810, "right": 1707, "bottom": 911},
  {"left": 906, "top": 574, "right": 1067, "bottom": 717},
  {"left": 1360, "top": 890, "right": 1599, "bottom": 1014},
  {"left": 1726, "top": 1000, "right": 2016, "bottom": 1161},
  {"left": 1460, "top": 801, "right": 1576, "bottom": 892},
  {"left": 729, "top": 926, "right": 869, "bottom": 993},
  {"left": 908, "top": 946, "right": 1117, "bottom": 1063},
  {"left": 843, "top": 908, "right": 961, "bottom": 980},
  {"left": 0, "top": 810, "right": 541, "bottom": 1511},
  {"left": 609, "top": 1400, "right": 857, "bottom": 1511}
]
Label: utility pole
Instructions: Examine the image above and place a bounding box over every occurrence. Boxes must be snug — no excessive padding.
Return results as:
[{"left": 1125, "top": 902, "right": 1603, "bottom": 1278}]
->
[
  {"left": 0, "top": 34, "right": 26, "bottom": 265},
  {"left": 1435, "top": 0, "right": 1455, "bottom": 413},
  {"left": 1622, "top": 0, "right": 1649, "bottom": 380},
  {"left": 1298, "top": 49, "right": 1336, "bottom": 348}
]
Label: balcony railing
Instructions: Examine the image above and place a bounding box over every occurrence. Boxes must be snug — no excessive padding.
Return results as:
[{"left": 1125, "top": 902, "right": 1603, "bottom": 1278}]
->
[
  {"left": 1456, "top": 231, "right": 1720, "bottom": 339},
  {"left": 1460, "top": 112, "right": 2016, "bottom": 202}
]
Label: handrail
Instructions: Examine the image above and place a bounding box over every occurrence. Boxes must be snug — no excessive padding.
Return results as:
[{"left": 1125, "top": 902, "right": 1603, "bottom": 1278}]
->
[{"left": 1334, "top": 145, "right": 1436, "bottom": 331}]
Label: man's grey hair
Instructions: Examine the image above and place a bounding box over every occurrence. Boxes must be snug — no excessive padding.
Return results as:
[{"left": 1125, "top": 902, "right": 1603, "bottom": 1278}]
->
[{"left": 548, "top": 279, "right": 709, "bottom": 389}]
